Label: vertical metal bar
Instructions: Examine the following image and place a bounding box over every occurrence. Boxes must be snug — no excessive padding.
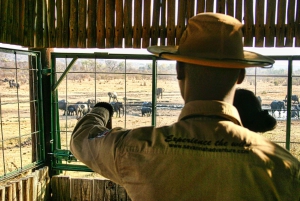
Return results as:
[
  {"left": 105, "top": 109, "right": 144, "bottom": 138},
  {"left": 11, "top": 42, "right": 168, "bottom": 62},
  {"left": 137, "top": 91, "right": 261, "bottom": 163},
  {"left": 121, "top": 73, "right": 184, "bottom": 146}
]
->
[
  {"left": 254, "top": 67, "right": 257, "bottom": 95},
  {"left": 286, "top": 57, "right": 293, "bottom": 150},
  {"left": 34, "top": 51, "right": 46, "bottom": 162},
  {"left": 14, "top": 52, "right": 23, "bottom": 168},
  {"left": 50, "top": 53, "right": 55, "bottom": 168},
  {"left": 0, "top": 95, "right": 7, "bottom": 175},
  {"left": 124, "top": 58, "right": 127, "bottom": 128},
  {"left": 151, "top": 57, "right": 157, "bottom": 126}
]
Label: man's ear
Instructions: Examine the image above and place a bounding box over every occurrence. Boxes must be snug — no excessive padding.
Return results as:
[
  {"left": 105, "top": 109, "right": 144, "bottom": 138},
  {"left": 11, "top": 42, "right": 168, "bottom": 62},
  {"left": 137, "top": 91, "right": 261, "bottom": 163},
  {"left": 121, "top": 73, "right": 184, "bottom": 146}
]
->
[
  {"left": 176, "top": 62, "right": 185, "bottom": 80},
  {"left": 237, "top": 68, "right": 245, "bottom": 84}
]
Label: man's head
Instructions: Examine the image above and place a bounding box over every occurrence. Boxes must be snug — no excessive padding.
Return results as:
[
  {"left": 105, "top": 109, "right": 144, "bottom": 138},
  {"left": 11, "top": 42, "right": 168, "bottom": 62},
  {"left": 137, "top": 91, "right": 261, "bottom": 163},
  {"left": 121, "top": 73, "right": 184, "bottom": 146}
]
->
[{"left": 147, "top": 13, "right": 274, "bottom": 103}]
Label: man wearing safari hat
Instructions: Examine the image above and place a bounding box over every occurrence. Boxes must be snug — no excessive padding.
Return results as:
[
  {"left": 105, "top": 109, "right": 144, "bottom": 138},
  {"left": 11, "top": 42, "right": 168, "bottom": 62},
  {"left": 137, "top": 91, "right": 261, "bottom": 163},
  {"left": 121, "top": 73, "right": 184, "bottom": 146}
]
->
[{"left": 70, "top": 13, "right": 300, "bottom": 200}]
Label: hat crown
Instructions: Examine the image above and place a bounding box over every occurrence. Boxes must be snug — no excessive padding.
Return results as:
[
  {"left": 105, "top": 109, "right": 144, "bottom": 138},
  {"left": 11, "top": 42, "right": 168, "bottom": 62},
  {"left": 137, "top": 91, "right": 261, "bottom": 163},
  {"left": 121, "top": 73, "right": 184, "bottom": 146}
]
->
[{"left": 179, "top": 13, "right": 244, "bottom": 60}]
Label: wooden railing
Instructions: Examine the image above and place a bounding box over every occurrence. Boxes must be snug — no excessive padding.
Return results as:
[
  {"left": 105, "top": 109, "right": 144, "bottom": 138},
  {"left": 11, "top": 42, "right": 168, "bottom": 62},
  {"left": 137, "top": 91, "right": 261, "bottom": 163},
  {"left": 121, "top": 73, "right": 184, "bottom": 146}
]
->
[
  {"left": 51, "top": 176, "right": 131, "bottom": 201},
  {"left": 0, "top": 167, "right": 50, "bottom": 201},
  {"left": 0, "top": 167, "right": 130, "bottom": 201},
  {"left": 0, "top": 0, "right": 299, "bottom": 49}
]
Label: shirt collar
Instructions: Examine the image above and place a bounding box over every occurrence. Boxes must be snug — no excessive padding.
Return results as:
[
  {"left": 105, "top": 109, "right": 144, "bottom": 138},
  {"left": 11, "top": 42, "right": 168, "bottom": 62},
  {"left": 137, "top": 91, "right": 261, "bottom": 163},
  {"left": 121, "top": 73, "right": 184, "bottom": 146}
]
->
[{"left": 178, "top": 100, "right": 242, "bottom": 126}]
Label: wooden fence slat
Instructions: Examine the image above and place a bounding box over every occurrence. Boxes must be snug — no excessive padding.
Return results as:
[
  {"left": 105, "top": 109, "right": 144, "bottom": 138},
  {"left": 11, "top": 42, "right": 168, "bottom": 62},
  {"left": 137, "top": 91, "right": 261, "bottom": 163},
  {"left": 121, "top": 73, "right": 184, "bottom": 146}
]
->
[
  {"left": 36, "top": 0, "right": 43, "bottom": 47},
  {"left": 104, "top": 180, "right": 117, "bottom": 200},
  {"left": 206, "top": 0, "right": 214, "bottom": 12},
  {"left": 5, "top": 185, "right": 12, "bottom": 201},
  {"left": 216, "top": 0, "right": 226, "bottom": 14},
  {"left": 51, "top": 176, "right": 70, "bottom": 201},
  {"left": 69, "top": 0, "right": 78, "bottom": 48},
  {"left": 124, "top": 0, "right": 133, "bottom": 48},
  {"left": 87, "top": 0, "right": 97, "bottom": 48},
  {"left": 265, "top": 0, "right": 276, "bottom": 47},
  {"left": 28, "top": 0, "right": 35, "bottom": 47},
  {"left": 56, "top": 0, "right": 63, "bottom": 47},
  {"left": 93, "top": 179, "right": 105, "bottom": 201},
  {"left": 142, "top": 0, "right": 151, "bottom": 48},
  {"left": 196, "top": 0, "right": 205, "bottom": 14},
  {"left": 244, "top": 0, "right": 254, "bottom": 46},
  {"left": 296, "top": 0, "right": 300, "bottom": 47},
  {"left": 21, "top": 177, "right": 30, "bottom": 201},
  {"left": 0, "top": 187, "right": 5, "bottom": 201},
  {"left": 0, "top": 0, "right": 2, "bottom": 43},
  {"left": 105, "top": 0, "right": 115, "bottom": 48},
  {"left": 11, "top": 0, "right": 19, "bottom": 45},
  {"left": 37, "top": 167, "right": 50, "bottom": 201},
  {"left": 78, "top": 0, "right": 87, "bottom": 48},
  {"left": 48, "top": 0, "right": 56, "bottom": 47},
  {"left": 18, "top": 0, "right": 25, "bottom": 45},
  {"left": 176, "top": 0, "right": 187, "bottom": 45},
  {"left": 167, "top": 0, "right": 176, "bottom": 46},
  {"left": 115, "top": 0, "right": 124, "bottom": 48},
  {"left": 255, "top": 0, "right": 265, "bottom": 47},
  {"left": 235, "top": 0, "right": 242, "bottom": 22},
  {"left": 286, "top": 0, "right": 296, "bottom": 46},
  {"left": 276, "top": 0, "right": 287, "bottom": 47},
  {"left": 71, "top": 178, "right": 93, "bottom": 201},
  {"left": 186, "top": 0, "right": 195, "bottom": 19},
  {"left": 150, "top": 0, "right": 160, "bottom": 46},
  {"left": 43, "top": 0, "right": 49, "bottom": 47},
  {"left": 15, "top": 180, "right": 22, "bottom": 201},
  {"left": 5, "top": 0, "right": 13, "bottom": 44},
  {"left": 33, "top": 171, "right": 39, "bottom": 201},
  {"left": 9, "top": 181, "right": 17, "bottom": 201},
  {"left": 0, "top": 0, "right": 8, "bottom": 43},
  {"left": 116, "top": 184, "right": 130, "bottom": 201},
  {"left": 133, "top": 0, "right": 142, "bottom": 48},
  {"left": 226, "top": 0, "right": 234, "bottom": 17},
  {"left": 62, "top": 0, "right": 70, "bottom": 48},
  {"left": 160, "top": 0, "right": 166, "bottom": 45},
  {"left": 96, "top": 0, "right": 105, "bottom": 48}
]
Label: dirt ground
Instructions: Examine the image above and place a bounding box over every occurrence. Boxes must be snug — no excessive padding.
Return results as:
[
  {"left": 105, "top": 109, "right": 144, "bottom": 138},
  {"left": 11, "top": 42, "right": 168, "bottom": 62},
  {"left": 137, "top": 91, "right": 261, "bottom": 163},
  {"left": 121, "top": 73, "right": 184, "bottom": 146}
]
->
[{"left": 1, "top": 73, "right": 300, "bottom": 178}]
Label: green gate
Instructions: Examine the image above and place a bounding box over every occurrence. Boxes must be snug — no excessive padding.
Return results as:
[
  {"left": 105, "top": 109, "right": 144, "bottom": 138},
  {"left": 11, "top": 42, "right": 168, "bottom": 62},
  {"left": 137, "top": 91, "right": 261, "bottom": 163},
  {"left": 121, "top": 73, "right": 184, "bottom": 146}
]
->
[{"left": 49, "top": 52, "right": 300, "bottom": 174}]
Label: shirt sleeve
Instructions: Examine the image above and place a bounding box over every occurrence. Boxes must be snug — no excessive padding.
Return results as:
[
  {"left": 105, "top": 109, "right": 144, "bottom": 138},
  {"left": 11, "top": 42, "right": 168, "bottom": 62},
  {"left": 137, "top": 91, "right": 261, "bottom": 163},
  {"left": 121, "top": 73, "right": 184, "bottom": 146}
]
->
[{"left": 70, "top": 107, "right": 130, "bottom": 184}]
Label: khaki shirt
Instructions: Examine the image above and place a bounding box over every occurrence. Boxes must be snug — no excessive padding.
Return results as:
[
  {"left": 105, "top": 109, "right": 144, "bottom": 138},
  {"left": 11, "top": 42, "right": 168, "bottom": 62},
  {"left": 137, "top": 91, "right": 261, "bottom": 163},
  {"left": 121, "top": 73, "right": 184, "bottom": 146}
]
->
[{"left": 70, "top": 100, "right": 300, "bottom": 201}]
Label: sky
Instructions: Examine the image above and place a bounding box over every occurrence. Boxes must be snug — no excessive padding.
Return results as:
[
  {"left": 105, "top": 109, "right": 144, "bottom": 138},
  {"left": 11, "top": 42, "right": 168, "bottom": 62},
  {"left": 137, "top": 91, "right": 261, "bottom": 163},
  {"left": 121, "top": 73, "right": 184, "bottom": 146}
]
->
[{"left": 1, "top": 43, "right": 300, "bottom": 56}]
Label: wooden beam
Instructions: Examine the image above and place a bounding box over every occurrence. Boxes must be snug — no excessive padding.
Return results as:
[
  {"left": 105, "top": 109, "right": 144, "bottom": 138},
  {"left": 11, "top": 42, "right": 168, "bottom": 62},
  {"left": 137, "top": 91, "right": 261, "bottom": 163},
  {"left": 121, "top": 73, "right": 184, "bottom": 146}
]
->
[
  {"left": 69, "top": 0, "right": 78, "bottom": 48},
  {"left": 106, "top": 0, "right": 115, "bottom": 48},
  {"left": 115, "top": 0, "right": 124, "bottom": 48},
  {"left": 276, "top": 0, "right": 287, "bottom": 47},
  {"left": 96, "top": 0, "right": 105, "bottom": 48},
  {"left": 133, "top": 0, "right": 142, "bottom": 48},
  {"left": 142, "top": 0, "right": 151, "bottom": 48},
  {"left": 87, "top": 0, "right": 97, "bottom": 48},
  {"left": 255, "top": 0, "right": 265, "bottom": 47},
  {"left": 167, "top": 0, "right": 176, "bottom": 46}
]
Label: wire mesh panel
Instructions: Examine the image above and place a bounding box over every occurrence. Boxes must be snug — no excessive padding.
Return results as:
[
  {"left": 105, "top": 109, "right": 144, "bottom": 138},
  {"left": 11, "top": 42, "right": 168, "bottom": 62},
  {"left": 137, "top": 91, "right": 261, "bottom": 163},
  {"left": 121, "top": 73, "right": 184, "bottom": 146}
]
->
[
  {"left": 51, "top": 52, "right": 300, "bottom": 174},
  {"left": 0, "top": 48, "right": 44, "bottom": 181}
]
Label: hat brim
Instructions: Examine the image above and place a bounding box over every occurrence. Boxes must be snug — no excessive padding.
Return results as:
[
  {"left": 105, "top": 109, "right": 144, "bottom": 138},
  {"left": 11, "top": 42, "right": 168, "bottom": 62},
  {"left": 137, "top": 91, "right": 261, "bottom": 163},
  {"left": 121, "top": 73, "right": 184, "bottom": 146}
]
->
[{"left": 147, "top": 46, "right": 274, "bottom": 68}]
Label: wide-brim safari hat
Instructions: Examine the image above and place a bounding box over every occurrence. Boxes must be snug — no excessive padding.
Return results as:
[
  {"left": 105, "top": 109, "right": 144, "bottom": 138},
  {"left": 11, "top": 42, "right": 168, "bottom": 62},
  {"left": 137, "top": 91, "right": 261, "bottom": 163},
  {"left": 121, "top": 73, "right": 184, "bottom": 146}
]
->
[{"left": 147, "top": 12, "right": 274, "bottom": 68}]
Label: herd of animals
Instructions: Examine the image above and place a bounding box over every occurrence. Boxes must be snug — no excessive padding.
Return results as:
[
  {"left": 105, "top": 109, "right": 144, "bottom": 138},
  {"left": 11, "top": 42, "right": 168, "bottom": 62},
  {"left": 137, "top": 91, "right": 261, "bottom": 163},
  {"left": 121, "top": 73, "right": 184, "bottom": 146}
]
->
[
  {"left": 56, "top": 90, "right": 300, "bottom": 119},
  {"left": 268, "top": 94, "right": 300, "bottom": 118},
  {"left": 58, "top": 89, "right": 165, "bottom": 119}
]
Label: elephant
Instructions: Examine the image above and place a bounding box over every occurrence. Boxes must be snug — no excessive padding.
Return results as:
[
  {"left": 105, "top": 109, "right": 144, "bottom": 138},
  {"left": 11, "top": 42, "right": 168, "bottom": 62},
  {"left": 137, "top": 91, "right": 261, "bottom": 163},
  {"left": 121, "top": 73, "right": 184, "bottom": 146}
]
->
[{"left": 270, "top": 100, "right": 285, "bottom": 117}]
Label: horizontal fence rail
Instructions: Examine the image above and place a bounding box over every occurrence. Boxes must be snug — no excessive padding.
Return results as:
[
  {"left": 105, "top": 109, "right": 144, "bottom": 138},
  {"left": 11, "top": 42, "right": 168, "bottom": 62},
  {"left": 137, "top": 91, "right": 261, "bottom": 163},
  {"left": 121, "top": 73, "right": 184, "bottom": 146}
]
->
[{"left": 0, "top": 0, "right": 299, "bottom": 48}]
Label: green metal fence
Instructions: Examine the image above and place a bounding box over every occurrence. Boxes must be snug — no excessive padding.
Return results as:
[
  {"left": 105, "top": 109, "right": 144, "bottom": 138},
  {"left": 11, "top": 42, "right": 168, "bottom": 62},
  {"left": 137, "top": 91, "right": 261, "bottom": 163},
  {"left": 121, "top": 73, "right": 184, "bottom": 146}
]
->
[
  {"left": 0, "top": 47, "right": 44, "bottom": 181},
  {"left": 50, "top": 52, "right": 300, "bottom": 173}
]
